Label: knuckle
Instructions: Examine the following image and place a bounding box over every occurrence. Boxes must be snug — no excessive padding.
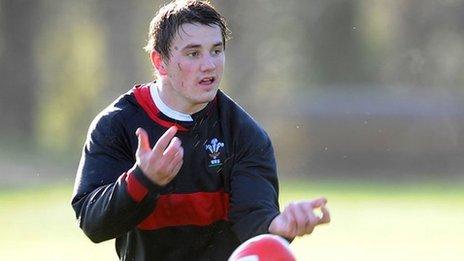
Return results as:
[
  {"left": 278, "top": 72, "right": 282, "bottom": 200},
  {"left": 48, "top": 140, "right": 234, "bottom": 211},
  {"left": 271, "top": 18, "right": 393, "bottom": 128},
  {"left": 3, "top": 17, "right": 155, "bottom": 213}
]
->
[
  {"left": 176, "top": 149, "right": 183, "bottom": 158},
  {"left": 289, "top": 218, "right": 297, "bottom": 227},
  {"left": 323, "top": 216, "right": 331, "bottom": 223},
  {"left": 173, "top": 137, "right": 181, "bottom": 146},
  {"left": 282, "top": 210, "right": 291, "bottom": 219},
  {"left": 156, "top": 165, "right": 167, "bottom": 175},
  {"left": 291, "top": 229, "right": 298, "bottom": 238},
  {"left": 306, "top": 227, "right": 315, "bottom": 235},
  {"left": 286, "top": 202, "right": 296, "bottom": 210},
  {"left": 297, "top": 217, "right": 306, "bottom": 226},
  {"left": 311, "top": 219, "right": 319, "bottom": 227}
]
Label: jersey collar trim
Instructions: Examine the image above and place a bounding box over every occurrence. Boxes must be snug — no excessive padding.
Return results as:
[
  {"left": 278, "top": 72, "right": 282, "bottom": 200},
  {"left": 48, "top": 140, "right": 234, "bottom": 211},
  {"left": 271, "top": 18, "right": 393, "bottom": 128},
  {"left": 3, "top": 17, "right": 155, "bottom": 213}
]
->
[
  {"left": 132, "top": 84, "right": 188, "bottom": 131},
  {"left": 149, "top": 83, "right": 194, "bottom": 122}
]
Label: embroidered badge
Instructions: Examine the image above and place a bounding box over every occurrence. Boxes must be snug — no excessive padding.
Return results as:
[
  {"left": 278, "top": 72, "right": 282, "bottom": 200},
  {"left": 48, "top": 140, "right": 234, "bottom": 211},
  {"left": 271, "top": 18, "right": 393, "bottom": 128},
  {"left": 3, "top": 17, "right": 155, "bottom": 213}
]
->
[{"left": 206, "top": 138, "right": 224, "bottom": 167}]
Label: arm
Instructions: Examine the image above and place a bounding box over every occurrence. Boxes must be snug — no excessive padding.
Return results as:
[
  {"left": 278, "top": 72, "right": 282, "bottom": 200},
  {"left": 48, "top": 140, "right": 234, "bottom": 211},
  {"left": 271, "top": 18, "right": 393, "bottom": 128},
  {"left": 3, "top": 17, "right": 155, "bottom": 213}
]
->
[
  {"left": 72, "top": 166, "right": 162, "bottom": 243},
  {"left": 71, "top": 112, "right": 182, "bottom": 243},
  {"left": 228, "top": 128, "right": 280, "bottom": 242},
  {"left": 71, "top": 113, "right": 159, "bottom": 243},
  {"left": 228, "top": 123, "right": 330, "bottom": 242}
]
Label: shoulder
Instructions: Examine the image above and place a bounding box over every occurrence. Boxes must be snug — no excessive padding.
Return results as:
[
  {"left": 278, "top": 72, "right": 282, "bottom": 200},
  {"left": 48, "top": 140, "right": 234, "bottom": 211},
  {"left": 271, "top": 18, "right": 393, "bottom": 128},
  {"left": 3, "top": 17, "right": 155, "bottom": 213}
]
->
[
  {"left": 217, "top": 91, "right": 272, "bottom": 149},
  {"left": 87, "top": 89, "right": 141, "bottom": 142},
  {"left": 217, "top": 91, "right": 264, "bottom": 130}
]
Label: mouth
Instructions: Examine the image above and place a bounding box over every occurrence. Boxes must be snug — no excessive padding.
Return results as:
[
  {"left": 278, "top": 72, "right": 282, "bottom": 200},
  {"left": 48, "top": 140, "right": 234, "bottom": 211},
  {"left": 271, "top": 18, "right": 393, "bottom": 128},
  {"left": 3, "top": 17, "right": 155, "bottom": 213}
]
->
[{"left": 199, "top": 76, "right": 216, "bottom": 86}]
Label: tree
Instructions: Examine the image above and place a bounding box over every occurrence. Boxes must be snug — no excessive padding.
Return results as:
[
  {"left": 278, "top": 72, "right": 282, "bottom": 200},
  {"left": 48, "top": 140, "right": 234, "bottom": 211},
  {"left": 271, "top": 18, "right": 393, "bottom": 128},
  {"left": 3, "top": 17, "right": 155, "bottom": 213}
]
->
[{"left": 0, "top": 0, "right": 42, "bottom": 140}]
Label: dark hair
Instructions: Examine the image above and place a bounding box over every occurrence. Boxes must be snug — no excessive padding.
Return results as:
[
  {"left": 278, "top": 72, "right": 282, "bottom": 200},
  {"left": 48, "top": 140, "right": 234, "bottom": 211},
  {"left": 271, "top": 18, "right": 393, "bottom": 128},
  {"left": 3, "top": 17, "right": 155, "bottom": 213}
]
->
[{"left": 144, "top": 0, "right": 230, "bottom": 60}]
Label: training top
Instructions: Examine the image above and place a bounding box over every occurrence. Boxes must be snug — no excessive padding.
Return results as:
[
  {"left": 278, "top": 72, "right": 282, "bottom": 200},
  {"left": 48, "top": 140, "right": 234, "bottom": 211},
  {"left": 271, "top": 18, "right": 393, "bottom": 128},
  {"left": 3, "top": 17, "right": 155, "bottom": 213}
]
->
[{"left": 71, "top": 83, "right": 281, "bottom": 260}]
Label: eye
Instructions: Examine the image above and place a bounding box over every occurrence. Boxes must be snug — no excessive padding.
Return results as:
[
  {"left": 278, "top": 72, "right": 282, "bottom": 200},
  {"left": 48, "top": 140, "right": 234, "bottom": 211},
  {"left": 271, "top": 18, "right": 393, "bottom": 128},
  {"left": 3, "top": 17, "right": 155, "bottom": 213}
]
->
[
  {"left": 187, "top": 51, "right": 199, "bottom": 57},
  {"left": 212, "top": 48, "right": 223, "bottom": 56}
]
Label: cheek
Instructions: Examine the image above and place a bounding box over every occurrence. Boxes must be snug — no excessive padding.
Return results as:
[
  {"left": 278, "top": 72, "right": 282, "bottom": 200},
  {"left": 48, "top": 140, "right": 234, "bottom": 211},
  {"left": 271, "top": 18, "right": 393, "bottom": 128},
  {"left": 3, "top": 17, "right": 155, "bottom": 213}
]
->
[
  {"left": 170, "top": 62, "right": 196, "bottom": 89},
  {"left": 215, "top": 57, "right": 225, "bottom": 72},
  {"left": 175, "top": 61, "right": 196, "bottom": 76}
]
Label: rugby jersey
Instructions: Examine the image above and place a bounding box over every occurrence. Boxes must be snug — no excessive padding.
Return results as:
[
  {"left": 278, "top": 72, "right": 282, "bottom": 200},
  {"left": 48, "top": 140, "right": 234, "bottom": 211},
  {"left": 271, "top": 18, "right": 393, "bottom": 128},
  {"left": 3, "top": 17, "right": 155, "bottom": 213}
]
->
[{"left": 71, "top": 83, "right": 280, "bottom": 260}]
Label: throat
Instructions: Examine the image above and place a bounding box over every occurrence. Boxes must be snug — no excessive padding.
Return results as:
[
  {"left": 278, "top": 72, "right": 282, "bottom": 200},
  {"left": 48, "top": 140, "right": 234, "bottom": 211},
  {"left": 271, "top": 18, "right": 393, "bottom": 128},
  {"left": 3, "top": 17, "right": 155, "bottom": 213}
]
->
[{"left": 150, "top": 83, "right": 193, "bottom": 122}]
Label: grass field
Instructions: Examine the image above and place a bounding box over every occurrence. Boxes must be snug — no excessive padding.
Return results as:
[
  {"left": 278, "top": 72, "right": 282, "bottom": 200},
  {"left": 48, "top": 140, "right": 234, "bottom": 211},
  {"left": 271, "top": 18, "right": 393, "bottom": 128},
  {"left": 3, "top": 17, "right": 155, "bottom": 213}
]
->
[{"left": 0, "top": 180, "right": 463, "bottom": 260}]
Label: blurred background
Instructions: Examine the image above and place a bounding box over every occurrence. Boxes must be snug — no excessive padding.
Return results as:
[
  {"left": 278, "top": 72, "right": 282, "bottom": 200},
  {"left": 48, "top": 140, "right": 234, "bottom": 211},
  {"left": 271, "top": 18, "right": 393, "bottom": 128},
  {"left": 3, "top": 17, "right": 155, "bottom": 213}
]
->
[{"left": 1, "top": 0, "right": 463, "bottom": 260}]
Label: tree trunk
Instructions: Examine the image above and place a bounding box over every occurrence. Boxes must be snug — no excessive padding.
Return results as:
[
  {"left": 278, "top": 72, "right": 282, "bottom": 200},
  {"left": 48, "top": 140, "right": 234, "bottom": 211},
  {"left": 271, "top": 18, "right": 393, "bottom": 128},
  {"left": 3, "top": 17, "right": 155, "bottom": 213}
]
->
[{"left": 0, "top": 0, "right": 40, "bottom": 139}]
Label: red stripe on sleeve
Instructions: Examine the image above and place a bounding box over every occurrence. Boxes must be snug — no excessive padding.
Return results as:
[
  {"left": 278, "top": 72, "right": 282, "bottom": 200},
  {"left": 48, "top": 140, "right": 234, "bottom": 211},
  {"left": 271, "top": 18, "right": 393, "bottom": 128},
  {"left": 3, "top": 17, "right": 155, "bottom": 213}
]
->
[
  {"left": 132, "top": 84, "right": 188, "bottom": 131},
  {"left": 137, "top": 191, "right": 230, "bottom": 230},
  {"left": 124, "top": 171, "right": 148, "bottom": 202}
]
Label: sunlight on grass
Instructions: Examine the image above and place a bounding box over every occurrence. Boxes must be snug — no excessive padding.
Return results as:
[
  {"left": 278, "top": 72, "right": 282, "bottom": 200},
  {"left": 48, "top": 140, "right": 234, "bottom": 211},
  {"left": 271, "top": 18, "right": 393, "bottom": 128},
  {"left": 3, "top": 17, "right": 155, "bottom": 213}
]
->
[
  {"left": 0, "top": 184, "right": 116, "bottom": 260},
  {"left": 281, "top": 181, "right": 464, "bottom": 261},
  {"left": 1, "top": 181, "right": 463, "bottom": 260}
]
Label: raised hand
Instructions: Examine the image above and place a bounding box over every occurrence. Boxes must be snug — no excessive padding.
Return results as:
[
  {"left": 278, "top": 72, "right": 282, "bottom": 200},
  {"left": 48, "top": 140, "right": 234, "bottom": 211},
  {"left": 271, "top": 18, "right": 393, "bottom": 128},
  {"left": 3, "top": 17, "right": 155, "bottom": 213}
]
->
[
  {"left": 135, "top": 126, "right": 184, "bottom": 186},
  {"left": 268, "top": 197, "right": 330, "bottom": 238}
]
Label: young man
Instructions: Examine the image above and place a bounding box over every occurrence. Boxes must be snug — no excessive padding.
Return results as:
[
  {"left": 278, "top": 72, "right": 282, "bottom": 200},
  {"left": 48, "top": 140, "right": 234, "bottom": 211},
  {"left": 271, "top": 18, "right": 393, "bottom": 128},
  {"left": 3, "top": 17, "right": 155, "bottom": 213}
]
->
[{"left": 72, "top": 1, "right": 330, "bottom": 260}]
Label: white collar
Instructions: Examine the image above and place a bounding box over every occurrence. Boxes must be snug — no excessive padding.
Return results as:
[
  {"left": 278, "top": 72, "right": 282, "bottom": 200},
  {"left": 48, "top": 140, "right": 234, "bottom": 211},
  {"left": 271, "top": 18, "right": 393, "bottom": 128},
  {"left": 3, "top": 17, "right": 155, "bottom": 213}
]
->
[{"left": 149, "top": 83, "right": 193, "bottom": 122}]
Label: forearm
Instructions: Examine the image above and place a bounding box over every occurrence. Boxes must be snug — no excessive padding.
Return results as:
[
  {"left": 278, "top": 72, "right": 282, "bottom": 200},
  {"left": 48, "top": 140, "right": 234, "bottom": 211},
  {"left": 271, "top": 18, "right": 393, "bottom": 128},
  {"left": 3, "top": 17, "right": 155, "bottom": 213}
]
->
[
  {"left": 72, "top": 167, "right": 161, "bottom": 243},
  {"left": 231, "top": 202, "right": 280, "bottom": 242},
  {"left": 229, "top": 168, "right": 280, "bottom": 242}
]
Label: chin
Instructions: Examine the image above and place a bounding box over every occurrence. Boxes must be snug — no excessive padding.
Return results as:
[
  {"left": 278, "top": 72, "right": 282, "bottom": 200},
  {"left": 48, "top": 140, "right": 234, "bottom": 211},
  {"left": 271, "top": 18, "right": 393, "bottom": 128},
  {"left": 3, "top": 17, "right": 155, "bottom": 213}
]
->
[{"left": 201, "top": 88, "right": 219, "bottom": 102}]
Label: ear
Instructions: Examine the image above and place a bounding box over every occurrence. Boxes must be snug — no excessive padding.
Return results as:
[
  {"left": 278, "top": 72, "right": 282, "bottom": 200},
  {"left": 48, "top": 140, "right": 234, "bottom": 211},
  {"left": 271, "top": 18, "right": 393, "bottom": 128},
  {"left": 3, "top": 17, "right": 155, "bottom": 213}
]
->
[{"left": 150, "top": 51, "right": 167, "bottom": 76}]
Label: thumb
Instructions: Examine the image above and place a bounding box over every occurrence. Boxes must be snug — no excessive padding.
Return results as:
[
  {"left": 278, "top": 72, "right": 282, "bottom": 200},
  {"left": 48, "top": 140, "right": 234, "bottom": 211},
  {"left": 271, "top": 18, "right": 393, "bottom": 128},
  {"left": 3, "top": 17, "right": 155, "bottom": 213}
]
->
[
  {"left": 318, "top": 205, "right": 331, "bottom": 224},
  {"left": 136, "top": 127, "right": 151, "bottom": 154}
]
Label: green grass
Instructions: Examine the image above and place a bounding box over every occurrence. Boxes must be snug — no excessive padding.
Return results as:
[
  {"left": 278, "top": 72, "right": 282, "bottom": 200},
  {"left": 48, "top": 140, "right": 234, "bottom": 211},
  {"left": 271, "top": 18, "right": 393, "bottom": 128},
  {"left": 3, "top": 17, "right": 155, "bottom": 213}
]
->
[
  {"left": 0, "top": 184, "right": 116, "bottom": 260},
  {"left": 0, "top": 181, "right": 463, "bottom": 260},
  {"left": 281, "top": 180, "right": 464, "bottom": 261}
]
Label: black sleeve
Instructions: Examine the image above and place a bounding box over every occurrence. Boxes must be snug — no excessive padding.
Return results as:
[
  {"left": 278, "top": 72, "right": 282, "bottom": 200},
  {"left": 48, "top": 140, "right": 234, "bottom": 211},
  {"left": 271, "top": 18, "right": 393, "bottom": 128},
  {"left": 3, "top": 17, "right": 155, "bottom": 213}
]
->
[
  {"left": 229, "top": 126, "right": 281, "bottom": 242},
  {"left": 71, "top": 111, "right": 162, "bottom": 243}
]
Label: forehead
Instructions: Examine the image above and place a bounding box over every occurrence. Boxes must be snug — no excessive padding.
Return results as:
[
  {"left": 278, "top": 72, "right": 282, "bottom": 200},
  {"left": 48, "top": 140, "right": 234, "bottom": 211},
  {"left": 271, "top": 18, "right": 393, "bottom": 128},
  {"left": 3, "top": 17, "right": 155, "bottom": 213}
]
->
[{"left": 173, "top": 23, "right": 223, "bottom": 48}]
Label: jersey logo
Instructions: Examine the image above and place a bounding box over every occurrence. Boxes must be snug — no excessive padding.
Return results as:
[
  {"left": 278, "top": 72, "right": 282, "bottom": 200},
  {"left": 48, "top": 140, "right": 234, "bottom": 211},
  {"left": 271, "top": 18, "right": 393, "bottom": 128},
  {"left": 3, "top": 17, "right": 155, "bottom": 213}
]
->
[{"left": 206, "top": 138, "right": 224, "bottom": 167}]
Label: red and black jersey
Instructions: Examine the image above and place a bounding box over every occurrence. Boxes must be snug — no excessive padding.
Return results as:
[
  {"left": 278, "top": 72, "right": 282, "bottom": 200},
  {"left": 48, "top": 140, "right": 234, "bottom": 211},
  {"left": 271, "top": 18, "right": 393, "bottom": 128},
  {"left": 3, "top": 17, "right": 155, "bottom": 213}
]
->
[{"left": 71, "top": 83, "right": 280, "bottom": 261}]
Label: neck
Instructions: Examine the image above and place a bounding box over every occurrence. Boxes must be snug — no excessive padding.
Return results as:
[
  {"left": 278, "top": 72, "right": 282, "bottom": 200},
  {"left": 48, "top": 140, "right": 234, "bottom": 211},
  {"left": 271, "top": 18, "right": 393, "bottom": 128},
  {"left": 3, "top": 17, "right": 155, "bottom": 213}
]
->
[{"left": 150, "top": 83, "right": 193, "bottom": 121}]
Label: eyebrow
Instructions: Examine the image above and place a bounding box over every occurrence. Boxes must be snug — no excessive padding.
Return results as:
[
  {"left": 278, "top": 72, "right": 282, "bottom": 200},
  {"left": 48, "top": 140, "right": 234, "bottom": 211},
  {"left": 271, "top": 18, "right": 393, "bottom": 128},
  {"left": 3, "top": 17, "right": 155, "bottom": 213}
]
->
[{"left": 181, "top": 42, "right": 224, "bottom": 51}]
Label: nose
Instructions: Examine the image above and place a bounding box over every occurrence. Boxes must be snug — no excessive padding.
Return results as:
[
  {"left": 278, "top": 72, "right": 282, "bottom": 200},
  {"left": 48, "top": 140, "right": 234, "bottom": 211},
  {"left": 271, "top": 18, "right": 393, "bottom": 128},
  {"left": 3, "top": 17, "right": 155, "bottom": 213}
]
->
[{"left": 200, "top": 55, "right": 216, "bottom": 72}]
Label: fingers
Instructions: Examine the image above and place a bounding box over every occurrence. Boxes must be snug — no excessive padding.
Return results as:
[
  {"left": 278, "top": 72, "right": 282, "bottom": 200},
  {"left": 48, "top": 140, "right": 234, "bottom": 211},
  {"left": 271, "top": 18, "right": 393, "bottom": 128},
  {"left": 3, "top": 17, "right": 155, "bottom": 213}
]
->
[
  {"left": 311, "top": 197, "right": 330, "bottom": 225},
  {"left": 163, "top": 136, "right": 182, "bottom": 157},
  {"left": 318, "top": 205, "right": 331, "bottom": 225},
  {"left": 278, "top": 203, "right": 313, "bottom": 238},
  {"left": 136, "top": 128, "right": 151, "bottom": 153},
  {"left": 170, "top": 155, "right": 183, "bottom": 175},
  {"left": 134, "top": 126, "right": 184, "bottom": 186},
  {"left": 289, "top": 203, "right": 309, "bottom": 237},
  {"left": 285, "top": 204, "right": 298, "bottom": 237},
  {"left": 274, "top": 198, "right": 330, "bottom": 238},
  {"left": 153, "top": 126, "right": 178, "bottom": 155},
  {"left": 166, "top": 145, "right": 184, "bottom": 174},
  {"left": 163, "top": 136, "right": 183, "bottom": 170},
  {"left": 310, "top": 197, "right": 327, "bottom": 208},
  {"left": 301, "top": 205, "right": 319, "bottom": 236}
]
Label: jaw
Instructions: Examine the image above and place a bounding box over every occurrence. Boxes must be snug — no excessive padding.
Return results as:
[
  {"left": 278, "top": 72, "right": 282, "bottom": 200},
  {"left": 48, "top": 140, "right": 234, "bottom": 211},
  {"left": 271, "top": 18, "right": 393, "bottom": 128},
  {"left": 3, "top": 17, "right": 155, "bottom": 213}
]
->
[{"left": 159, "top": 76, "right": 220, "bottom": 114}]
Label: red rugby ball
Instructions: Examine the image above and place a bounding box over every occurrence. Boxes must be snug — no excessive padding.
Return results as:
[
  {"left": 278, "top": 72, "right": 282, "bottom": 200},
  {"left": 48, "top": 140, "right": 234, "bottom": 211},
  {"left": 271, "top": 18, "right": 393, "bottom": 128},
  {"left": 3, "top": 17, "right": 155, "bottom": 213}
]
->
[{"left": 228, "top": 234, "right": 296, "bottom": 261}]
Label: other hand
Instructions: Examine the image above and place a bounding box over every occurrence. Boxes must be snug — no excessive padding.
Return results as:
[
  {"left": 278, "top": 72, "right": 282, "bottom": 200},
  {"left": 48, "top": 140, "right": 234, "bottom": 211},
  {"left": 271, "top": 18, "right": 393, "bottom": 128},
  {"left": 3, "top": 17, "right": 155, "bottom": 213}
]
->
[
  {"left": 268, "top": 197, "right": 330, "bottom": 238},
  {"left": 135, "top": 126, "right": 184, "bottom": 186}
]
